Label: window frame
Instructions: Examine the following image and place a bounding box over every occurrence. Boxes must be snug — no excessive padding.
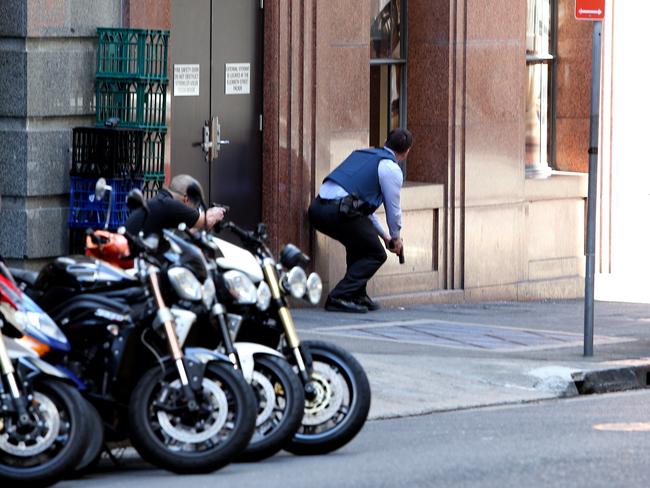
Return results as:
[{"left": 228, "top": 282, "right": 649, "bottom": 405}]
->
[
  {"left": 525, "top": 0, "right": 558, "bottom": 175},
  {"left": 370, "top": 0, "right": 408, "bottom": 141}
]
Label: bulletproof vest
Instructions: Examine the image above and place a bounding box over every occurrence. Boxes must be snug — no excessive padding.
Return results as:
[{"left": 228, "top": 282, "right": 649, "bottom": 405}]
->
[{"left": 324, "top": 147, "right": 396, "bottom": 213}]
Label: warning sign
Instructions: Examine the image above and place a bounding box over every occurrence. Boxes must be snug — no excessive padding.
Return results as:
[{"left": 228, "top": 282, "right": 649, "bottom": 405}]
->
[
  {"left": 174, "top": 64, "right": 200, "bottom": 96},
  {"left": 225, "top": 63, "right": 250, "bottom": 95}
]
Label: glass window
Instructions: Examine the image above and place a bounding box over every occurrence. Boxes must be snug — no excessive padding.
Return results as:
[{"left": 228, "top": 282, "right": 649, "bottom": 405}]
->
[
  {"left": 370, "top": 0, "right": 407, "bottom": 151},
  {"left": 525, "top": 0, "right": 556, "bottom": 176}
]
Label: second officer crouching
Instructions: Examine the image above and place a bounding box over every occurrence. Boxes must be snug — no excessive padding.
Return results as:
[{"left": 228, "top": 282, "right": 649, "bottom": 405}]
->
[{"left": 308, "top": 128, "right": 412, "bottom": 313}]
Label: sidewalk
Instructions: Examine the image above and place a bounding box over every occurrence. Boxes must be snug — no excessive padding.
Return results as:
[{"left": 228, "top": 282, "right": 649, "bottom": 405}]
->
[{"left": 292, "top": 300, "right": 650, "bottom": 420}]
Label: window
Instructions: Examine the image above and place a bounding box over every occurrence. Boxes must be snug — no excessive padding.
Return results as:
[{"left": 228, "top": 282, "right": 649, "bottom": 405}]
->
[
  {"left": 370, "top": 0, "right": 407, "bottom": 151},
  {"left": 525, "top": 0, "right": 556, "bottom": 176}
]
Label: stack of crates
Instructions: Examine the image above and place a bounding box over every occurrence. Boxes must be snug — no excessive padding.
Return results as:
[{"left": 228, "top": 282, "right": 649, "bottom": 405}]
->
[
  {"left": 95, "top": 27, "right": 170, "bottom": 197},
  {"left": 68, "top": 127, "right": 145, "bottom": 253}
]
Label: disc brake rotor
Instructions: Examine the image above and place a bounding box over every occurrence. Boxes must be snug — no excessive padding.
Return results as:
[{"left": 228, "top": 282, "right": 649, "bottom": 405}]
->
[
  {"left": 252, "top": 370, "right": 277, "bottom": 428},
  {"left": 156, "top": 378, "right": 229, "bottom": 444},
  {"left": 0, "top": 392, "right": 61, "bottom": 457},
  {"left": 302, "top": 361, "right": 347, "bottom": 426}
]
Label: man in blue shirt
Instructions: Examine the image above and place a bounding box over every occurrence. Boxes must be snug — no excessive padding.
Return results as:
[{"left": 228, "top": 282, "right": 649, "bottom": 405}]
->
[{"left": 308, "top": 128, "right": 412, "bottom": 313}]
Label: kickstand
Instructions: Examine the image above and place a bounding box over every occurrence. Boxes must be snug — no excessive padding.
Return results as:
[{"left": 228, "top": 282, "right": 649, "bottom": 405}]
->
[{"left": 105, "top": 446, "right": 122, "bottom": 466}]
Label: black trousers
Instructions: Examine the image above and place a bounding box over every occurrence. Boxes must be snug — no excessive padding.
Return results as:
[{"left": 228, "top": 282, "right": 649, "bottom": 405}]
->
[{"left": 308, "top": 197, "right": 387, "bottom": 300}]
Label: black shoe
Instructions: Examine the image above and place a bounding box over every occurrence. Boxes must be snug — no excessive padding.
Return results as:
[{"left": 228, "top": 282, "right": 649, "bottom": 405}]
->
[
  {"left": 354, "top": 294, "right": 381, "bottom": 311},
  {"left": 325, "top": 296, "right": 368, "bottom": 313}
]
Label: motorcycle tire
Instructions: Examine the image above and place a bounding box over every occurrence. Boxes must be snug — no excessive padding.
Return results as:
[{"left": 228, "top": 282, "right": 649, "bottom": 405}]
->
[
  {"left": 128, "top": 361, "right": 257, "bottom": 474},
  {"left": 0, "top": 379, "right": 89, "bottom": 486},
  {"left": 238, "top": 354, "right": 305, "bottom": 462},
  {"left": 74, "top": 399, "right": 104, "bottom": 474},
  {"left": 284, "top": 340, "right": 371, "bottom": 455}
]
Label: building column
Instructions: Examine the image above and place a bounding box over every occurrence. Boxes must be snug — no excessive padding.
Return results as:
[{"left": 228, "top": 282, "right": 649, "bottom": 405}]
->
[{"left": 0, "top": 0, "right": 121, "bottom": 266}]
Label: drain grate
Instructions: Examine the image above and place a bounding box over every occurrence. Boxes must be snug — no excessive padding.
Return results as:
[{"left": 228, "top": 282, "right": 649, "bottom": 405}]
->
[{"left": 307, "top": 319, "right": 630, "bottom": 351}]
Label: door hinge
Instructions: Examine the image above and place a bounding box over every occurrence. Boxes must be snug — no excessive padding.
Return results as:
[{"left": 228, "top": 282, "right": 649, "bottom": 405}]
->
[{"left": 259, "top": 114, "right": 263, "bottom": 132}]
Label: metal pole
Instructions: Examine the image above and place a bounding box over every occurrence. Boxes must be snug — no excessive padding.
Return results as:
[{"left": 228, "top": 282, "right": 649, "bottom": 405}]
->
[{"left": 584, "top": 21, "right": 602, "bottom": 357}]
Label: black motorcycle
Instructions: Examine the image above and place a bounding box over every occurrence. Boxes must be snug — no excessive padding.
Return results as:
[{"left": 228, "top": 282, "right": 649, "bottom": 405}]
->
[
  {"left": 166, "top": 219, "right": 305, "bottom": 462},
  {"left": 15, "top": 182, "right": 257, "bottom": 474},
  {"left": 208, "top": 220, "right": 372, "bottom": 455}
]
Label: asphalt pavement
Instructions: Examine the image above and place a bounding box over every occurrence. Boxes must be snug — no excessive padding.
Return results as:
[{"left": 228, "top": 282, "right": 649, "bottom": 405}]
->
[{"left": 292, "top": 299, "right": 650, "bottom": 419}]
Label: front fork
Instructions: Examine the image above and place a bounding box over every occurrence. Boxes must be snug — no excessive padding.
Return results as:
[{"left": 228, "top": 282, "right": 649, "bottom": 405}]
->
[
  {"left": 262, "top": 262, "right": 315, "bottom": 395},
  {"left": 0, "top": 324, "right": 31, "bottom": 425},
  {"left": 210, "top": 302, "right": 241, "bottom": 370},
  {"left": 147, "top": 270, "right": 198, "bottom": 410}
]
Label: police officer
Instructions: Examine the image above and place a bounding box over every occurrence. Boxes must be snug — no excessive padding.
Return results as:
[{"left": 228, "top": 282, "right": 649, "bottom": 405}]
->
[
  {"left": 308, "top": 128, "right": 412, "bottom": 313},
  {"left": 126, "top": 174, "right": 226, "bottom": 237}
]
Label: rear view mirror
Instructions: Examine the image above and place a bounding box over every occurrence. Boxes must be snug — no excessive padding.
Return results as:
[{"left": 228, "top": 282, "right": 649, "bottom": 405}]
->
[
  {"left": 186, "top": 182, "right": 208, "bottom": 210},
  {"left": 95, "top": 178, "right": 109, "bottom": 201},
  {"left": 126, "top": 189, "right": 148, "bottom": 214}
]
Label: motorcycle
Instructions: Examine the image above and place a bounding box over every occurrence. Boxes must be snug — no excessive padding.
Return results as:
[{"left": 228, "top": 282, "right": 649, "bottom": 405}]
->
[
  {"left": 127, "top": 186, "right": 305, "bottom": 462},
  {"left": 14, "top": 180, "right": 257, "bottom": 474},
  {"left": 187, "top": 190, "right": 371, "bottom": 454},
  {"left": 0, "top": 258, "right": 90, "bottom": 485}
]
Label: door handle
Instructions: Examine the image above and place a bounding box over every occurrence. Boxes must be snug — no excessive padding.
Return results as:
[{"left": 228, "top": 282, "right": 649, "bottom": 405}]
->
[{"left": 193, "top": 117, "right": 228, "bottom": 162}]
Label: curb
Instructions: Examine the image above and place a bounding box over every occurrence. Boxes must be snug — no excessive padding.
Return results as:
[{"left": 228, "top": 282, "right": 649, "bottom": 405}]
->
[{"left": 573, "top": 365, "right": 650, "bottom": 395}]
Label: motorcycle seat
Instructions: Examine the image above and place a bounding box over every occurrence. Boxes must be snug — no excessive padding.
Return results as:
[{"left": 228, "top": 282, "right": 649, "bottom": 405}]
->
[{"left": 9, "top": 267, "right": 39, "bottom": 287}]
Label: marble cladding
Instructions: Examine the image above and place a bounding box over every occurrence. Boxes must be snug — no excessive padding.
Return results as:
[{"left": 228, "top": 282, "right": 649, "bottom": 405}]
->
[
  {"left": 0, "top": 1, "right": 27, "bottom": 36},
  {"left": 555, "top": 0, "right": 592, "bottom": 172},
  {"left": 123, "top": 0, "right": 171, "bottom": 29},
  {"left": 464, "top": 203, "right": 524, "bottom": 288},
  {"left": 26, "top": 0, "right": 120, "bottom": 37},
  {"left": 0, "top": 49, "right": 27, "bottom": 117},
  {"left": 526, "top": 198, "right": 585, "bottom": 262},
  {"left": 466, "top": 0, "right": 526, "bottom": 40},
  {"left": 0, "top": 130, "right": 28, "bottom": 196},
  {"left": 464, "top": 121, "right": 525, "bottom": 204},
  {"left": 405, "top": 121, "right": 449, "bottom": 184},
  {"left": 0, "top": 205, "right": 67, "bottom": 258},
  {"left": 465, "top": 44, "right": 525, "bottom": 125},
  {"left": 26, "top": 48, "right": 96, "bottom": 117}
]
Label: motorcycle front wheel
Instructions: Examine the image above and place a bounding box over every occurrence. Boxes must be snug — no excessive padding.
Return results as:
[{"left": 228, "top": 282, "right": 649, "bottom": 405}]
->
[
  {"left": 128, "top": 362, "right": 256, "bottom": 474},
  {"left": 0, "top": 379, "right": 88, "bottom": 486},
  {"left": 239, "top": 354, "right": 305, "bottom": 462},
  {"left": 285, "top": 340, "right": 371, "bottom": 455}
]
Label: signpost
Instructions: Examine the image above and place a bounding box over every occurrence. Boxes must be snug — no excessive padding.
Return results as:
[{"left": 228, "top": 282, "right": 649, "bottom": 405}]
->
[{"left": 580, "top": 0, "right": 604, "bottom": 356}]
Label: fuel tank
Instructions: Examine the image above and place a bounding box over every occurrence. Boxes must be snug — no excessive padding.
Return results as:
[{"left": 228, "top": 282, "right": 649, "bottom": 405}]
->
[{"left": 33, "top": 255, "right": 139, "bottom": 312}]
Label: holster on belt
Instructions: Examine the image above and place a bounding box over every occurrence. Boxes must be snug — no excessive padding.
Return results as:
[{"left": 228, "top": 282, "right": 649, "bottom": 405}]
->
[{"left": 339, "top": 194, "right": 369, "bottom": 218}]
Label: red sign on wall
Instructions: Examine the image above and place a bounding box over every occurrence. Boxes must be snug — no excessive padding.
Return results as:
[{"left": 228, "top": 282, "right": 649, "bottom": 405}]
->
[{"left": 575, "top": 0, "right": 605, "bottom": 21}]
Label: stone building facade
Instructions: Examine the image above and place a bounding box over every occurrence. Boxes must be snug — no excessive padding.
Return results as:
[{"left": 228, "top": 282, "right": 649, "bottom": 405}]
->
[{"left": 0, "top": 1, "right": 641, "bottom": 304}]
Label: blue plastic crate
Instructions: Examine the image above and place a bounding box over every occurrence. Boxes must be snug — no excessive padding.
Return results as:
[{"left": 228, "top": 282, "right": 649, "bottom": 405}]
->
[{"left": 68, "top": 176, "right": 142, "bottom": 229}]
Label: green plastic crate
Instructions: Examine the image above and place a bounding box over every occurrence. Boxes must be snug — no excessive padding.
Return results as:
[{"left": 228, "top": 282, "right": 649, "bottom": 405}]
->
[
  {"left": 142, "top": 174, "right": 165, "bottom": 199},
  {"left": 96, "top": 78, "right": 167, "bottom": 130},
  {"left": 97, "top": 28, "right": 169, "bottom": 80},
  {"left": 142, "top": 130, "right": 166, "bottom": 175}
]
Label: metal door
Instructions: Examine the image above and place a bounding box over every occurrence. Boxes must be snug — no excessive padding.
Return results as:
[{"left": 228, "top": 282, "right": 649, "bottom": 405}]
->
[{"left": 171, "top": 0, "right": 262, "bottom": 229}]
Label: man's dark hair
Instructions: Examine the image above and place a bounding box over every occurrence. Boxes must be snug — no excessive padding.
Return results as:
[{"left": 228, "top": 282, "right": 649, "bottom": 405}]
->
[{"left": 385, "top": 128, "right": 413, "bottom": 154}]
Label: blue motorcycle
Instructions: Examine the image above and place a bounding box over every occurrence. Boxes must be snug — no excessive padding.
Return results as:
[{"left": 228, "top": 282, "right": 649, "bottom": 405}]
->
[{"left": 0, "top": 258, "right": 92, "bottom": 486}]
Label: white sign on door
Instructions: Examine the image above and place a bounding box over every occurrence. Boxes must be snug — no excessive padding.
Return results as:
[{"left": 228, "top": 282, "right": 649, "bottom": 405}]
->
[
  {"left": 225, "top": 63, "right": 250, "bottom": 95},
  {"left": 174, "top": 64, "right": 200, "bottom": 96}
]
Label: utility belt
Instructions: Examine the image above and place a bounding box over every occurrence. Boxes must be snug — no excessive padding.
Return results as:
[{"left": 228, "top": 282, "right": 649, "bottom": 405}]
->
[{"left": 316, "top": 194, "right": 373, "bottom": 218}]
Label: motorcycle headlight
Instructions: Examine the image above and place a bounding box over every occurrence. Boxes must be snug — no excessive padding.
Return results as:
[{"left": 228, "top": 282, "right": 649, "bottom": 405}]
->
[
  {"left": 168, "top": 267, "right": 202, "bottom": 301},
  {"left": 284, "top": 266, "right": 307, "bottom": 299},
  {"left": 256, "top": 281, "right": 271, "bottom": 311},
  {"left": 223, "top": 270, "right": 258, "bottom": 304},
  {"left": 202, "top": 278, "right": 216, "bottom": 308},
  {"left": 14, "top": 310, "right": 68, "bottom": 347},
  {"left": 306, "top": 272, "right": 323, "bottom": 305}
]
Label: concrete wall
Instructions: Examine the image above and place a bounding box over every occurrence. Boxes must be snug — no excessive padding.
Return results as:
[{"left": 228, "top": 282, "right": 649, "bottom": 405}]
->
[{"left": 0, "top": 0, "right": 121, "bottom": 264}]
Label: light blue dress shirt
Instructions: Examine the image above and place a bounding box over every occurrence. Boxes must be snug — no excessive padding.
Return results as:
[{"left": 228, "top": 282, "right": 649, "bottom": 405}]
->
[{"left": 318, "top": 146, "right": 403, "bottom": 240}]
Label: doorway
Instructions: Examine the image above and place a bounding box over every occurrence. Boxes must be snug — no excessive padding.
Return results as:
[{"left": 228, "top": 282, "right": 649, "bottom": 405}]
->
[{"left": 171, "top": 0, "right": 263, "bottom": 229}]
